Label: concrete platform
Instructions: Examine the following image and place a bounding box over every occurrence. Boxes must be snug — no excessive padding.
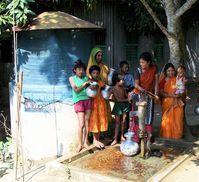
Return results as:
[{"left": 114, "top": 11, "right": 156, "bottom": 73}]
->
[{"left": 62, "top": 139, "right": 195, "bottom": 182}]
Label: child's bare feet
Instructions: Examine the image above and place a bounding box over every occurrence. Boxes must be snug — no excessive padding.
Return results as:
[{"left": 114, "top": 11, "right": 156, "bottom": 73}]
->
[
  {"left": 110, "top": 139, "right": 117, "bottom": 146},
  {"left": 93, "top": 140, "right": 101, "bottom": 149},
  {"left": 76, "top": 144, "right": 83, "bottom": 153},
  {"left": 98, "top": 141, "right": 105, "bottom": 148},
  {"left": 83, "top": 142, "right": 90, "bottom": 150}
]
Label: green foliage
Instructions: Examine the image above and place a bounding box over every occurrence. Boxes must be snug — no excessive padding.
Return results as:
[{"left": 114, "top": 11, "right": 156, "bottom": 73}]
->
[
  {"left": 118, "top": 0, "right": 166, "bottom": 35},
  {"left": 0, "top": 0, "right": 35, "bottom": 37},
  {"left": 182, "top": 1, "right": 199, "bottom": 29},
  {"left": 7, "top": 0, "right": 35, "bottom": 26},
  {"left": 81, "top": 0, "right": 98, "bottom": 10},
  {"left": 0, "top": 137, "right": 12, "bottom": 162}
]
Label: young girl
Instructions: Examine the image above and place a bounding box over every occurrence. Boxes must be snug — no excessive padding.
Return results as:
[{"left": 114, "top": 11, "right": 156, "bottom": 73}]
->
[
  {"left": 111, "top": 74, "right": 131, "bottom": 146},
  {"left": 69, "top": 60, "right": 92, "bottom": 153},
  {"left": 88, "top": 65, "right": 108, "bottom": 149}
]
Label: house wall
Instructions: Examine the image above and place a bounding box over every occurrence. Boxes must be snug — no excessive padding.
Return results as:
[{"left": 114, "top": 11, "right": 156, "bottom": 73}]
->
[
  {"left": 74, "top": 0, "right": 126, "bottom": 68},
  {"left": 74, "top": 1, "right": 167, "bottom": 72}
]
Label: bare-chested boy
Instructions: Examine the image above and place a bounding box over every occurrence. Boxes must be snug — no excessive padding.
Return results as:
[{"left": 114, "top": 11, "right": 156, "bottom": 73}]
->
[{"left": 111, "top": 74, "right": 131, "bottom": 146}]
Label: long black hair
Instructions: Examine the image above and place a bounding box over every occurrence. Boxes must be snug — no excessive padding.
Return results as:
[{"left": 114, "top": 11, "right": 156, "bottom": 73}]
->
[
  {"left": 72, "top": 59, "right": 86, "bottom": 73},
  {"left": 139, "top": 52, "right": 153, "bottom": 65},
  {"left": 163, "top": 63, "right": 175, "bottom": 75}
]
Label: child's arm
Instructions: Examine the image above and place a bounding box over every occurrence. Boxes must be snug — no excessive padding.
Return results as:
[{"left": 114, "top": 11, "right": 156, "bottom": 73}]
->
[
  {"left": 108, "top": 93, "right": 115, "bottom": 102},
  {"left": 160, "top": 89, "right": 179, "bottom": 98},
  {"left": 69, "top": 77, "right": 90, "bottom": 93}
]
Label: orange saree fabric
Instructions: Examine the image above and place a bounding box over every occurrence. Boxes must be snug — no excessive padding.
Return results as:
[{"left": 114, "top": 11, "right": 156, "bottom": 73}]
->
[
  {"left": 88, "top": 80, "right": 108, "bottom": 133},
  {"left": 160, "top": 77, "right": 184, "bottom": 139},
  {"left": 134, "top": 65, "right": 157, "bottom": 93}
]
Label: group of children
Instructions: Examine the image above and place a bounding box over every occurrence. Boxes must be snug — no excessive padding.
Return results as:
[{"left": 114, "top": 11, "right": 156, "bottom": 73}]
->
[
  {"left": 69, "top": 57, "right": 188, "bottom": 153},
  {"left": 69, "top": 59, "right": 133, "bottom": 152}
]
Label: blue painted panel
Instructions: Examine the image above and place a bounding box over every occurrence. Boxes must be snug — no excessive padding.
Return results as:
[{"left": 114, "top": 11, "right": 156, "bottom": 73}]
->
[{"left": 17, "top": 30, "right": 94, "bottom": 108}]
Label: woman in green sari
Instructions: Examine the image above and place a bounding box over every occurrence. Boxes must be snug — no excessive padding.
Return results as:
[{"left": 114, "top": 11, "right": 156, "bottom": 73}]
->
[{"left": 86, "top": 47, "right": 109, "bottom": 83}]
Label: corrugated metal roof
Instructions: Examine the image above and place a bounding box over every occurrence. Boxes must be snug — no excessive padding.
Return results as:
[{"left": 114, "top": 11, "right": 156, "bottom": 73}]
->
[{"left": 15, "top": 11, "right": 104, "bottom": 31}]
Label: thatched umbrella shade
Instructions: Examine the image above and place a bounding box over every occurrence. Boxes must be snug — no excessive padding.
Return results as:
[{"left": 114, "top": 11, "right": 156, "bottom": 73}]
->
[{"left": 15, "top": 11, "right": 104, "bottom": 31}]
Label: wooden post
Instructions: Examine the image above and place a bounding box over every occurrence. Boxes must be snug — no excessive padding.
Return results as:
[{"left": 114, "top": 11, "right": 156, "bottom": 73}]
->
[{"left": 14, "top": 72, "right": 23, "bottom": 181}]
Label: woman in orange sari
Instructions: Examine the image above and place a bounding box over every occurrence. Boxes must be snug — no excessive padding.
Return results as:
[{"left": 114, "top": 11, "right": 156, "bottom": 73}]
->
[
  {"left": 159, "top": 63, "right": 184, "bottom": 139},
  {"left": 129, "top": 52, "right": 159, "bottom": 142}
]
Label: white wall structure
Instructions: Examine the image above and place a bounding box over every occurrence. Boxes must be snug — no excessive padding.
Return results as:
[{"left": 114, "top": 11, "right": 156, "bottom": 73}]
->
[
  {"left": 9, "top": 29, "right": 97, "bottom": 160},
  {"left": 10, "top": 86, "right": 79, "bottom": 160}
]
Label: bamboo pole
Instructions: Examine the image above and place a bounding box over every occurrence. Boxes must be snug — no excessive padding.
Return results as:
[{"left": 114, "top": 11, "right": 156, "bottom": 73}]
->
[{"left": 14, "top": 72, "right": 23, "bottom": 181}]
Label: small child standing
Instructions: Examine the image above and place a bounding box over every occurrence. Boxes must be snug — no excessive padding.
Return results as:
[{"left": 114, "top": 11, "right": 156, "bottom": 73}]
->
[
  {"left": 69, "top": 60, "right": 92, "bottom": 153},
  {"left": 88, "top": 65, "right": 108, "bottom": 149},
  {"left": 111, "top": 74, "right": 131, "bottom": 146},
  {"left": 176, "top": 65, "right": 187, "bottom": 95}
]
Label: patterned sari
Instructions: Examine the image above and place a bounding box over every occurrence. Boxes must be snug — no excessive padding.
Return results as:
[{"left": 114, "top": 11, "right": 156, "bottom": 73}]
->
[
  {"left": 160, "top": 77, "right": 184, "bottom": 139},
  {"left": 130, "top": 65, "right": 157, "bottom": 142},
  {"left": 88, "top": 80, "right": 108, "bottom": 133}
]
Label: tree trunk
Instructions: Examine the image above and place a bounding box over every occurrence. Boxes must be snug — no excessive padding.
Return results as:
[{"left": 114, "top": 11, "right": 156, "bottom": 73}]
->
[
  {"left": 167, "top": 33, "right": 186, "bottom": 67},
  {"left": 167, "top": 17, "right": 186, "bottom": 67},
  {"left": 139, "top": 0, "right": 197, "bottom": 67}
]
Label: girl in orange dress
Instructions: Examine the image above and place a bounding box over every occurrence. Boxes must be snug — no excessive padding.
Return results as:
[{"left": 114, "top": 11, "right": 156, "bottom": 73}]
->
[
  {"left": 88, "top": 65, "right": 108, "bottom": 149},
  {"left": 87, "top": 47, "right": 112, "bottom": 124},
  {"left": 159, "top": 63, "right": 184, "bottom": 139}
]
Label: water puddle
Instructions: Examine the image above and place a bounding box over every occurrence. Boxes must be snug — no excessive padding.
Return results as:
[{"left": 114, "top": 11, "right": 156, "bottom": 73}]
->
[{"left": 65, "top": 142, "right": 192, "bottom": 181}]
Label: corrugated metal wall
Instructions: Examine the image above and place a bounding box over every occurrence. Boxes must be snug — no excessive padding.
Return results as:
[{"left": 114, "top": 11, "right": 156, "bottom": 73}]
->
[{"left": 74, "top": 0, "right": 125, "bottom": 68}]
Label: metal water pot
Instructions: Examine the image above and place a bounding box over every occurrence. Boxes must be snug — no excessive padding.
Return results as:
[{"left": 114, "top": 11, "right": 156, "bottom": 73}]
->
[
  {"left": 120, "top": 131, "right": 139, "bottom": 156},
  {"left": 101, "top": 85, "right": 112, "bottom": 100},
  {"left": 86, "top": 81, "right": 98, "bottom": 98},
  {"left": 107, "top": 68, "right": 116, "bottom": 86}
]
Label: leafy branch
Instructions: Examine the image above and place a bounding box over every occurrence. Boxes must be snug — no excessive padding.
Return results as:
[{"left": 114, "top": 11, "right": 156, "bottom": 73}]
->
[{"left": 0, "top": 0, "right": 35, "bottom": 36}]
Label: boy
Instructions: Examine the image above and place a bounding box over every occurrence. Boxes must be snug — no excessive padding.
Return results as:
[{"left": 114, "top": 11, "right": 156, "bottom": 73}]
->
[
  {"left": 119, "top": 61, "right": 134, "bottom": 92},
  {"left": 111, "top": 74, "right": 131, "bottom": 145}
]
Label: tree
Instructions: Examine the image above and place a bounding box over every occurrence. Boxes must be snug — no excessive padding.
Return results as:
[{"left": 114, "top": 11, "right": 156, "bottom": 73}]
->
[
  {"left": 138, "top": 0, "right": 198, "bottom": 67},
  {"left": 0, "top": 0, "right": 97, "bottom": 38},
  {"left": 0, "top": 0, "right": 35, "bottom": 38},
  {"left": 118, "top": 0, "right": 166, "bottom": 36},
  {"left": 1, "top": 0, "right": 198, "bottom": 67}
]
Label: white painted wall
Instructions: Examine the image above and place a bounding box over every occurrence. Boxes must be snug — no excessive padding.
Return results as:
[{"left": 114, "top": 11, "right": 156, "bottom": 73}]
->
[{"left": 10, "top": 86, "right": 79, "bottom": 160}]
